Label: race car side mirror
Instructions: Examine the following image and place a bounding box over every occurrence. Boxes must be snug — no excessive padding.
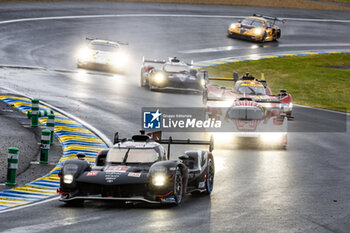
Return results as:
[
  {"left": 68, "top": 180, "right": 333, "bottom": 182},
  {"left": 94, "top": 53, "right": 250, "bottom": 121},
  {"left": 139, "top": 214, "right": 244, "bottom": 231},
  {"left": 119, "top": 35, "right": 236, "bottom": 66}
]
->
[
  {"left": 209, "top": 135, "right": 214, "bottom": 152},
  {"left": 77, "top": 152, "right": 86, "bottom": 160},
  {"left": 179, "top": 154, "right": 190, "bottom": 160},
  {"left": 280, "top": 89, "right": 287, "bottom": 93},
  {"left": 202, "top": 70, "right": 209, "bottom": 81},
  {"left": 114, "top": 132, "right": 119, "bottom": 144},
  {"left": 233, "top": 72, "right": 238, "bottom": 82},
  {"left": 190, "top": 69, "right": 197, "bottom": 76}
]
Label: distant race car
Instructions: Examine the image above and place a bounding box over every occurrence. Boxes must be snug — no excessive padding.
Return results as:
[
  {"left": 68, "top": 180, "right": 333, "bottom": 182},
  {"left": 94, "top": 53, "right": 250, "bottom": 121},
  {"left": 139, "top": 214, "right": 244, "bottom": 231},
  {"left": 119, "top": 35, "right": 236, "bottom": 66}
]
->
[
  {"left": 227, "top": 14, "right": 286, "bottom": 42},
  {"left": 140, "top": 57, "right": 208, "bottom": 92},
  {"left": 206, "top": 98, "right": 288, "bottom": 149},
  {"left": 76, "top": 38, "right": 128, "bottom": 72},
  {"left": 57, "top": 131, "right": 215, "bottom": 206},
  {"left": 203, "top": 72, "right": 293, "bottom": 119}
]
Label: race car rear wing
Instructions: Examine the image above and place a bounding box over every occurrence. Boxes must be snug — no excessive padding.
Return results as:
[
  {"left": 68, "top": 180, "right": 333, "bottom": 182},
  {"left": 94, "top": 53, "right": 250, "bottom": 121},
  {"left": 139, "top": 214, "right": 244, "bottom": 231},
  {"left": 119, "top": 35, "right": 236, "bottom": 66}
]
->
[
  {"left": 142, "top": 57, "right": 194, "bottom": 66},
  {"left": 142, "top": 57, "right": 167, "bottom": 65},
  {"left": 148, "top": 131, "right": 214, "bottom": 159},
  {"left": 207, "top": 72, "right": 267, "bottom": 83},
  {"left": 85, "top": 37, "right": 129, "bottom": 45},
  {"left": 253, "top": 14, "right": 286, "bottom": 24}
]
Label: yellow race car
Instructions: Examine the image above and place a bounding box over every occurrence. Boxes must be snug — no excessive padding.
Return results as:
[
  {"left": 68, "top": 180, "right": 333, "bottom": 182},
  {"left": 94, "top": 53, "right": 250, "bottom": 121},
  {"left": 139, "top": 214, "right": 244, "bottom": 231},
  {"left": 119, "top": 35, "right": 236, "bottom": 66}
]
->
[{"left": 227, "top": 14, "right": 286, "bottom": 42}]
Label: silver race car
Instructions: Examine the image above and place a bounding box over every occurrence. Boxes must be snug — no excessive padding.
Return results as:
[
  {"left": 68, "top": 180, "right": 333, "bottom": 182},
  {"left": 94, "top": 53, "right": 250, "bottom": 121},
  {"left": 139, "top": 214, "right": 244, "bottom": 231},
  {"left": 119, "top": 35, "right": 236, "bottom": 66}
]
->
[
  {"left": 76, "top": 38, "right": 128, "bottom": 73},
  {"left": 140, "top": 57, "right": 208, "bottom": 92}
]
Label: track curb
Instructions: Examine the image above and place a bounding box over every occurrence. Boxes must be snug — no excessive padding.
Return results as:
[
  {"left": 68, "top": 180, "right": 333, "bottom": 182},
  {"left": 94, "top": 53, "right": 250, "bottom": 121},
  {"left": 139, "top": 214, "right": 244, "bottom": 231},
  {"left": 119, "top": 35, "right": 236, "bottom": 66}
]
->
[{"left": 0, "top": 91, "right": 110, "bottom": 213}]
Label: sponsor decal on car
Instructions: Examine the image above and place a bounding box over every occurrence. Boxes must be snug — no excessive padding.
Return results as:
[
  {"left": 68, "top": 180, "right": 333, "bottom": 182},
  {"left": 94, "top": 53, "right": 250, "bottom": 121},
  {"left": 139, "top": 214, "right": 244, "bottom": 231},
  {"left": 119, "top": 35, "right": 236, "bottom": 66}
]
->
[
  {"left": 161, "top": 196, "right": 176, "bottom": 203},
  {"left": 87, "top": 171, "right": 99, "bottom": 176},
  {"left": 198, "top": 181, "right": 205, "bottom": 188},
  {"left": 105, "top": 173, "right": 120, "bottom": 183},
  {"left": 128, "top": 172, "right": 141, "bottom": 178},
  {"left": 106, "top": 166, "right": 129, "bottom": 173}
]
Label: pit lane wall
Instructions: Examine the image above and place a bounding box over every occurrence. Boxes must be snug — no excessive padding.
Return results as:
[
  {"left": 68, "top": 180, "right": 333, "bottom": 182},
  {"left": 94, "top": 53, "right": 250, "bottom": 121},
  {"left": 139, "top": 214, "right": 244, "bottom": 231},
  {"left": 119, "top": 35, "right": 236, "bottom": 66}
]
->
[
  {"left": 0, "top": 96, "right": 108, "bottom": 211},
  {"left": 193, "top": 50, "right": 350, "bottom": 69}
]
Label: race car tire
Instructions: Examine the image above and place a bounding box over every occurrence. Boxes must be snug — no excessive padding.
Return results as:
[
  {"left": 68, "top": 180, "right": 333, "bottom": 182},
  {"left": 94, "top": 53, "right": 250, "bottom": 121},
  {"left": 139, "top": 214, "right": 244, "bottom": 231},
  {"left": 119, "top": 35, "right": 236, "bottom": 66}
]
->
[
  {"left": 204, "top": 156, "right": 215, "bottom": 195},
  {"left": 277, "top": 29, "right": 281, "bottom": 39},
  {"left": 148, "top": 81, "right": 156, "bottom": 91},
  {"left": 261, "top": 32, "right": 267, "bottom": 43},
  {"left": 202, "top": 89, "right": 208, "bottom": 105},
  {"left": 148, "top": 84, "right": 154, "bottom": 91},
  {"left": 140, "top": 68, "right": 147, "bottom": 87},
  {"left": 173, "top": 169, "right": 183, "bottom": 205}
]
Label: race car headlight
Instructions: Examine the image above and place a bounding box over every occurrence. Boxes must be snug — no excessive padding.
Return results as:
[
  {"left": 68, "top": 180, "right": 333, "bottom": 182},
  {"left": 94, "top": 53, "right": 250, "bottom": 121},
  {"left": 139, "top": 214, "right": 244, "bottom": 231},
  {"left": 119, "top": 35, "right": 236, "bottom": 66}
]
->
[
  {"left": 200, "top": 78, "right": 206, "bottom": 87},
  {"left": 253, "top": 28, "right": 263, "bottom": 35},
  {"left": 154, "top": 73, "right": 165, "bottom": 84},
  {"left": 152, "top": 174, "right": 166, "bottom": 186},
  {"left": 63, "top": 174, "right": 74, "bottom": 184},
  {"left": 111, "top": 51, "right": 128, "bottom": 68},
  {"left": 259, "top": 133, "right": 285, "bottom": 143},
  {"left": 77, "top": 47, "right": 92, "bottom": 62},
  {"left": 229, "top": 24, "right": 236, "bottom": 30}
]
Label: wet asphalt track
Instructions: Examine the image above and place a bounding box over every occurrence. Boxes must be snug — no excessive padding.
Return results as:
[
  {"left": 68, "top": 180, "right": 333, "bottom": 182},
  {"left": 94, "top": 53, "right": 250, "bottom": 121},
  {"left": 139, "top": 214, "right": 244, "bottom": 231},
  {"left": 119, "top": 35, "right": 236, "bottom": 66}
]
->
[{"left": 0, "top": 2, "right": 349, "bottom": 232}]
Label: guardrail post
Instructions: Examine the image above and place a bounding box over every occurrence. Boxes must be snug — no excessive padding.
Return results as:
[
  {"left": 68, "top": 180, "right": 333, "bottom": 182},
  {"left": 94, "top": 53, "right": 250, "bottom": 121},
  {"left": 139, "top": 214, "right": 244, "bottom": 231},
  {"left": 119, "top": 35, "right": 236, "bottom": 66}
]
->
[
  {"left": 6, "top": 147, "right": 19, "bottom": 186},
  {"left": 31, "top": 99, "right": 39, "bottom": 127},
  {"left": 40, "top": 129, "right": 51, "bottom": 164},
  {"left": 47, "top": 113, "right": 55, "bottom": 145}
]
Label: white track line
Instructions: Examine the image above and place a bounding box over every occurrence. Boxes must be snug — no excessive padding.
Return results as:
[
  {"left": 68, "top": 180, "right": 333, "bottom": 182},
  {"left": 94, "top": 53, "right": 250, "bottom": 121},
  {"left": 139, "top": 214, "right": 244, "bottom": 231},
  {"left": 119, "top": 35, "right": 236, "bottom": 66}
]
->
[
  {"left": 0, "top": 197, "right": 59, "bottom": 214},
  {"left": 0, "top": 14, "right": 350, "bottom": 25},
  {"left": 180, "top": 43, "right": 350, "bottom": 54}
]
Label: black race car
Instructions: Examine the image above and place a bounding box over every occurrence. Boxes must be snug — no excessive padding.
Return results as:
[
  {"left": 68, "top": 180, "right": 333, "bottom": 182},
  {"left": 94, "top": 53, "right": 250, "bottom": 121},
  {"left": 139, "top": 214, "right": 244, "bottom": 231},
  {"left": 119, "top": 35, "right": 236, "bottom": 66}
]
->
[
  {"left": 57, "top": 131, "right": 214, "bottom": 206},
  {"left": 140, "top": 57, "right": 208, "bottom": 92}
]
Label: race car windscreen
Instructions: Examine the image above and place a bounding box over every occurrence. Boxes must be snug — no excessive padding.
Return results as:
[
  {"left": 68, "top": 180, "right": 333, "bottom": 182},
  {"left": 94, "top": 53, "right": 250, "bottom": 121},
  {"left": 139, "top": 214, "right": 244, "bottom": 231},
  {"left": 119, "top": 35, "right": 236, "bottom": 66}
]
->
[
  {"left": 106, "top": 148, "right": 159, "bottom": 163},
  {"left": 252, "top": 20, "right": 265, "bottom": 27},
  {"left": 241, "top": 18, "right": 253, "bottom": 25},
  {"left": 241, "top": 18, "right": 265, "bottom": 27},
  {"left": 237, "top": 85, "right": 266, "bottom": 95},
  {"left": 91, "top": 43, "right": 117, "bottom": 52},
  {"left": 227, "top": 106, "right": 265, "bottom": 120},
  {"left": 164, "top": 65, "right": 189, "bottom": 73}
]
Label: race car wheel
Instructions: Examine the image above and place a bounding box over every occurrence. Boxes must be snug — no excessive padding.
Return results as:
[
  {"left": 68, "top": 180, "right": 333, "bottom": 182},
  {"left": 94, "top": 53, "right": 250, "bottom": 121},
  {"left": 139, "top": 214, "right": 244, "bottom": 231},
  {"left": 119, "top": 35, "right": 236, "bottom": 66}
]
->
[
  {"left": 204, "top": 157, "right": 214, "bottom": 194},
  {"left": 148, "top": 81, "right": 155, "bottom": 91},
  {"left": 140, "top": 69, "right": 147, "bottom": 87},
  {"left": 173, "top": 170, "right": 183, "bottom": 205},
  {"left": 261, "top": 32, "right": 267, "bottom": 43},
  {"left": 202, "top": 89, "right": 208, "bottom": 105}
]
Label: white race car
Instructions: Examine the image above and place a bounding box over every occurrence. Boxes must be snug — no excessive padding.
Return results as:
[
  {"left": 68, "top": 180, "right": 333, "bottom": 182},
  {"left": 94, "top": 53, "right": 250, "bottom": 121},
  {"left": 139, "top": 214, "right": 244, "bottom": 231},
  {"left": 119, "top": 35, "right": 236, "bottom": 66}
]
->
[{"left": 76, "top": 38, "right": 128, "bottom": 73}]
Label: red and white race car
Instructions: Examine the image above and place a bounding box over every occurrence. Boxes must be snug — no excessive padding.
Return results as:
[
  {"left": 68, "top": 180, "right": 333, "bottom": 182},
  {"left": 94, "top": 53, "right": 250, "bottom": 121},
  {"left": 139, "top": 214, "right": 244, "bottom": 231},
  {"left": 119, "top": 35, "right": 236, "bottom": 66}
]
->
[
  {"left": 206, "top": 98, "right": 288, "bottom": 149},
  {"left": 203, "top": 72, "right": 293, "bottom": 119}
]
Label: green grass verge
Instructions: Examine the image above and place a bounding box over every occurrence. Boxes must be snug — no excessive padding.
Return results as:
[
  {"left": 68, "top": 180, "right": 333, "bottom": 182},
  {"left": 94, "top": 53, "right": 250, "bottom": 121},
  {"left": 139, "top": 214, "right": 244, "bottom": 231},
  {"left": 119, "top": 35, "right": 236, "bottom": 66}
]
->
[{"left": 204, "top": 53, "right": 350, "bottom": 113}]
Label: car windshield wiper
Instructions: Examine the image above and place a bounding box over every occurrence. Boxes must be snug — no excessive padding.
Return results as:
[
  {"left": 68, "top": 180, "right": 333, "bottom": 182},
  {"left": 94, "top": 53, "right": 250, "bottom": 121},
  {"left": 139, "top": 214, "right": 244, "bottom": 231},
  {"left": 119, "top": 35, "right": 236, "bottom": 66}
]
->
[
  {"left": 122, "top": 148, "right": 131, "bottom": 164},
  {"left": 246, "top": 86, "right": 257, "bottom": 95}
]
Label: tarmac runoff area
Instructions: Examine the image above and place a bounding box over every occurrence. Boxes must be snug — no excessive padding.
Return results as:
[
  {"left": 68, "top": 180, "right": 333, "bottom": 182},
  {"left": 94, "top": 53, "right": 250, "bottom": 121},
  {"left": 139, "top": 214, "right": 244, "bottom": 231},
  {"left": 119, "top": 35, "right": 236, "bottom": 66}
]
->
[{"left": 0, "top": 90, "right": 62, "bottom": 191}]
